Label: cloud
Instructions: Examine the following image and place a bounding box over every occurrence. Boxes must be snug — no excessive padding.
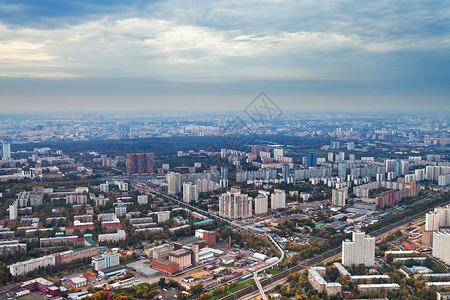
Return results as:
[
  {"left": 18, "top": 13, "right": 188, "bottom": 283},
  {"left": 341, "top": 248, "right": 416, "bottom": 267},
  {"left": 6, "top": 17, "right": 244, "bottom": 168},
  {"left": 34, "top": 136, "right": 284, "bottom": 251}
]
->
[{"left": 0, "top": 0, "right": 449, "bottom": 111}]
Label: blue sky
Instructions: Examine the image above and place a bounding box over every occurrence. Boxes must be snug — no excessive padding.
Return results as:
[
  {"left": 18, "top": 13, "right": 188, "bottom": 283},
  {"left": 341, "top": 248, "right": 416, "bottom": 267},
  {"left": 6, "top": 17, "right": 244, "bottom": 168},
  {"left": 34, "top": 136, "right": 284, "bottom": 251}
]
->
[{"left": 0, "top": 0, "right": 449, "bottom": 112}]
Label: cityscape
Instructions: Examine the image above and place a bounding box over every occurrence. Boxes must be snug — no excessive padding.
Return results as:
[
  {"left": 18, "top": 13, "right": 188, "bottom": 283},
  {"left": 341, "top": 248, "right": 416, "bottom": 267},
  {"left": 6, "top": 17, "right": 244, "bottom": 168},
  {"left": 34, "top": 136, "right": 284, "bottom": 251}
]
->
[{"left": 1, "top": 1, "right": 450, "bottom": 300}]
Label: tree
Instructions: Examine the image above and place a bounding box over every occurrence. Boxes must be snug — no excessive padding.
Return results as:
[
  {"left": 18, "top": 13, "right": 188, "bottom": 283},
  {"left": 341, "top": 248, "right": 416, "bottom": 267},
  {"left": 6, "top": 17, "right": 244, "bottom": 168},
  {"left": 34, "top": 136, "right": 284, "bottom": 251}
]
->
[
  {"left": 159, "top": 277, "right": 166, "bottom": 288},
  {"left": 190, "top": 283, "right": 204, "bottom": 296}
]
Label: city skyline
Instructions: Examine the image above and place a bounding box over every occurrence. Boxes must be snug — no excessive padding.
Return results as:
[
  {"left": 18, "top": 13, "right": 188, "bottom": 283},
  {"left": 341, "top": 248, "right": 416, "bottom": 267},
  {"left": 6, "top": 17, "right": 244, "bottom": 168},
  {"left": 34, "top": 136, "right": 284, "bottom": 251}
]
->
[{"left": 1, "top": 0, "right": 450, "bottom": 112}]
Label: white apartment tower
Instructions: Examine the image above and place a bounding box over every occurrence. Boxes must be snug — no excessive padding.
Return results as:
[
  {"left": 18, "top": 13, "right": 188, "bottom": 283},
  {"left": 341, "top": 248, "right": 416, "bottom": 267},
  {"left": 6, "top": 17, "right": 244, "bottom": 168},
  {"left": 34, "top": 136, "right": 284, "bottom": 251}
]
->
[
  {"left": 9, "top": 200, "right": 18, "bottom": 220},
  {"left": 254, "top": 194, "right": 268, "bottom": 215},
  {"left": 342, "top": 231, "right": 375, "bottom": 267},
  {"left": 137, "top": 195, "right": 148, "bottom": 205},
  {"left": 167, "top": 172, "right": 181, "bottom": 195},
  {"left": 433, "top": 231, "right": 450, "bottom": 265},
  {"left": 332, "top": 187, "right": 348, "bottom": 207},
  {"left": 183, "top": 182, "right": 199, "bottom": 203},
  {"left": 425, "top": 206, "right": 450, "bottom": 231},
  {"left": 271, "top": 189, "right": 286, "bottom": 210}
]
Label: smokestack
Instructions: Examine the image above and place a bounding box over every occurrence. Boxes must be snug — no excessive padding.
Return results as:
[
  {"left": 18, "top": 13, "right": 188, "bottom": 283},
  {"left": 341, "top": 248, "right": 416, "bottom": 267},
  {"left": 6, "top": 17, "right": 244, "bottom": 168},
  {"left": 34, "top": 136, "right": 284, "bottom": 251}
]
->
[{"left": 192, "top": 243, "right": 200, "bottom": 266}]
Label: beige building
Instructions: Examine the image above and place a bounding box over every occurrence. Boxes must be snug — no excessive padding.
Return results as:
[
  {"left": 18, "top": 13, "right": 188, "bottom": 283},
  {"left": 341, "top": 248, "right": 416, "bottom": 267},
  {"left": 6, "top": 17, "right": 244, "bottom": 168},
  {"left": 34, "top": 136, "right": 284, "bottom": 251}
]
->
[
  {"left": 219, "top": 189, "right": 252, "bottom": 220},
  {"left": 254, "top": 194, "right": 268, "bottom": 215},
  {"left": 169, "top": 249, "right": 192, "bottom": 270},
  {"left": 271, "top": 189, "right": 286, "bottom": 210},
  {"left": 308, "top": 267, "right": 341, "bottom": 296}
]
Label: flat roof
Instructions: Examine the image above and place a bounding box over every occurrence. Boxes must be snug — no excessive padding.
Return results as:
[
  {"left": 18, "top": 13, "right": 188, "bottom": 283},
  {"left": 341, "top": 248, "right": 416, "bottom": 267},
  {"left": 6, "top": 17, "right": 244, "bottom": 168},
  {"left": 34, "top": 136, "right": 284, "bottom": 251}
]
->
[
  {"left": 169, "top": 249, "right": 192, "bottom": 257},
  {"left": 100, "top": 265, "right": 126, "bottom": 274}
]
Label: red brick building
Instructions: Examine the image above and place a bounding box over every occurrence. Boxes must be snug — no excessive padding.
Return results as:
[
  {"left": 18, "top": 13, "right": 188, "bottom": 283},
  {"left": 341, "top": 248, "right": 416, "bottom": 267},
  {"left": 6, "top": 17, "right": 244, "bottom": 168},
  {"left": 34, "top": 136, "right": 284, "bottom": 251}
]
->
[{"left": 151, "top": 259, "right": 180, "bottom": 275}]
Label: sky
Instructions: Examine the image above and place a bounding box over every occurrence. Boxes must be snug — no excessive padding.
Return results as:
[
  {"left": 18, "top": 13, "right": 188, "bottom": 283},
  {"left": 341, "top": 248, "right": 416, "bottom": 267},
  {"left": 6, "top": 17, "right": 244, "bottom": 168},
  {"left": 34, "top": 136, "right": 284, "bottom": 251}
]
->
[{"left": 0, "top": 0, "right": 449, "bottom": 112}]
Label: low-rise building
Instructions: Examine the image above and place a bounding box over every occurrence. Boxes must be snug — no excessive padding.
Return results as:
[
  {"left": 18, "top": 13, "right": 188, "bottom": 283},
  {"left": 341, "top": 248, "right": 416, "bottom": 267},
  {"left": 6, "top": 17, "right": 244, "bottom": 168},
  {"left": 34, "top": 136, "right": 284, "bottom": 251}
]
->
[
  {"left": 151, "top": 259, "right": 180, "bottom": 275},
  {"left": 308, "top": 267, "right": 341, "bottom": 296},
  {"left": 358, "top": 284, "right": 400, "bottom": 293}
]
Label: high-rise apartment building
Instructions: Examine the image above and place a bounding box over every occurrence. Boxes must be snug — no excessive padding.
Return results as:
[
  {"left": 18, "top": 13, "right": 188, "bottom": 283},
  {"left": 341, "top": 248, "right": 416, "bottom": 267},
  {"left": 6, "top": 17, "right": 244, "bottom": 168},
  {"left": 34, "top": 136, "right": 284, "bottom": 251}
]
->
[
  {"left": 271, "top": 189, "right": 286, "bottom": 210},
  {"left": 183, "top": 182, "right": 199, "bottom": 203},
  {"left": 338, "top": 162, "right": 347, "bottom": 178},
  {"left": 342, "top": 231, "right": 375, "bottom": 267},
  {"left": 219, "top": 189, "right": 252, "bottom": 220},
  {"left": 273, "top": 149, "right": 284, "bottom": 161},
  {"left": 2, "top": 143, "right": 11, "bottom": 160},
  {"left": 425, "top": 206, "right": 450, "bottom": 231},
  {"left": 167, "top": 172, "right": 181, "bottom": 195},
  {"left": 126, "top": 153, "right": 154, "bottom": 175},
  {"left": 332, "top": 187, "right": 348, "bottom": 207},
  {"left": 9, "top": 200, "right": 18, "bottom": 220},
  {"left": 254, "top": 194, "right": 268, "bottom": 215},
  {"left": 221, "top": 166, "right": 228, "bottom": 180},
  {"left": 306, "top": 152, "right": 317, "bottom": 168},
  {"left": 432, "top": 231, "right": 450, "bottom": 265},
  {"left": 282, "top": 164, "right": 290, "bottom": 181}
]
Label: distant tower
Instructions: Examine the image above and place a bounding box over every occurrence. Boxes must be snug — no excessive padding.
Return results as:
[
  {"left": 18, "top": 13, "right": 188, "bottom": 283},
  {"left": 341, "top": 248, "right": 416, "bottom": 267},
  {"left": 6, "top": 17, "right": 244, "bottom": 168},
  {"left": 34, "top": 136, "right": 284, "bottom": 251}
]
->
[
  {"left": 282, "top": 164, "right": 290, "bottom": 181},
  {"left": 2, "top": 143, "right": 11, "bottom": 160},
  {"left": 306, "top": 152, "right": 317, "bottom": 168},
  {"left": 221, "top": 166, "right": 228, "bottom": 180}
]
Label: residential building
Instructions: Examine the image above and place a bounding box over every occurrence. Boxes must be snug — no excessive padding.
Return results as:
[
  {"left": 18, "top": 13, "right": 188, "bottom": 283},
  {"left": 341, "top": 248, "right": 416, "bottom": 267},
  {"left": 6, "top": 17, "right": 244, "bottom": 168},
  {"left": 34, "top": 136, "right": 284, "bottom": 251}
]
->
[
  {"left": 271, "top": 189, "right": 286, "bottom": 210},
  {"left": 433, "top": 231, "right": 450, "bottom": 265},
  {"left": 9, "top": 255, "right": 56, "bottom": 276},
  {"left": 98, "top": 230, "right": 126, "bottom": 243},
  {"left": 332, "top": 187, "right": 348, "bottom": 207},
  {"left": 137, "top": 195, "right": 148, "bottom": 204},
  {"left": 157, "top": 211, "right": 170, "bottom": 223},
  {"left": 306, "top": 152, "right": 317, "bottom": 168},
  {"left": 183, "top": 182, "right": 199, "bottom": 203},
  {"left": 308, "top": 267, "right": 342, "bottom": 296},
  {"left": 254, "top": 194, "right": 268, "bottom": 215},
  {"left": 115, "top": 205, "right": 126, "bottom": 217},
  {"left": 342, "top": 231, "right": 375, "bottom": 267},
  {"left": 9, "top": 200, "right": 18, "bottom": 220},
  {"left": 167, "top": 172, "right": 181, "bottom": 195},
  {"left": 2, "top": 143, "right": 11, "bottom": 160},
  {"left": 218, "top": 189, "right": 252, "bottom": 220},
  {"left": 126, "top": 153, "right": 154, "bottom": 175}
]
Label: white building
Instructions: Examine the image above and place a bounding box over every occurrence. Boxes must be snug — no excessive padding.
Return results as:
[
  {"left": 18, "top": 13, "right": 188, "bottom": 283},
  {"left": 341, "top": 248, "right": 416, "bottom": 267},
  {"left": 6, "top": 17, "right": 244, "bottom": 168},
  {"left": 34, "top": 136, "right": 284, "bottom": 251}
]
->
[
  {"left": 433, "top": 231, "right": 450, "bottom": 265},
  {"left": 219, "top": 189, "right": 252, "bottom": 220},
  {"left": 254, "top": 194, "right": 268, "bottom": 215},
  {"left": 157, "top": 211, "right": 170, "bottom": 223},
  {"left": 342, "top": 231, "right": 375, "bottom": 267},
  {"left": 115, "top": 205, "right": 127, "bottom": 217},
  {"left": 271, "top": 189, "right": 286, "bottom": 210},
  {"left": 137, "top": 195, "right": 148, "bottom": 205},
  {"left": 9, "top": 255, "right": 55, "bottom": 276},
  {"left": 273, "top": 149, "right": 284, "bottom": 161},
  {"left": 2, "top": 143, "right": 11, "bottom": 160},
  {"left": 332, "top": 187, "right": 348, "bottom": 207},
  {"left": 92, "top": 252, "right": 120, "bottom": 271},
  {"left": 167, "top": 172, "right": 181, "bottom": 195},
  {"left": 439, "top": 174, "right": 450, "bottom": 186},
  {"left": 99, "top": 183, "right": 109, "bottom": 193},
  {"left": 98, "top": 230, "right": 126, "bottom": 243},
  {"left": 183, "top": 182, "right": 199, "bottom": 203},
  {"left": 9, "top": 200, "right": 18, "bottom": 220},
  {"left": 425, "top": 206, "right": 450, "bottom": 231}
]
